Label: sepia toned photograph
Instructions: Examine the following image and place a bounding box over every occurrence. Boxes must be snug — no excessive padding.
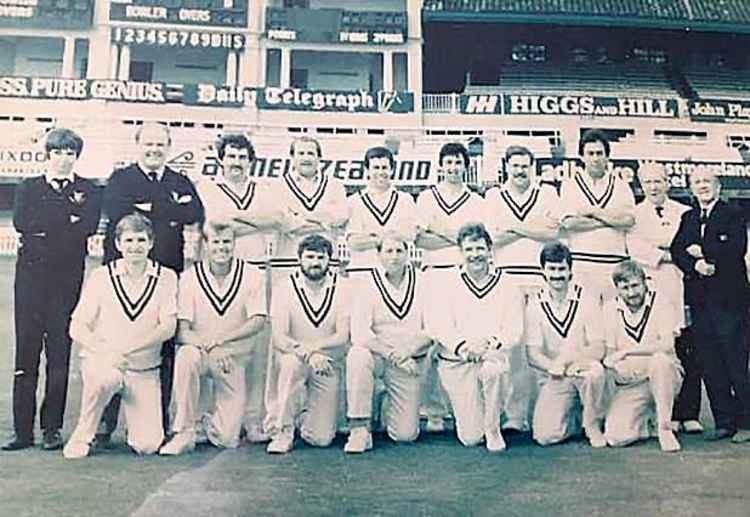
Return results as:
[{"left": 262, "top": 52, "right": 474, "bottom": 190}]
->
[{"left": 1, "top": 1, "right": 750, "bottom": 515}]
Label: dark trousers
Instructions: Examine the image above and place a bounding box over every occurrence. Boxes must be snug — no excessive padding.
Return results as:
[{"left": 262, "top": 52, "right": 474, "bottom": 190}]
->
[
  {"left": 672, "top": 327, "right": 702, "bottom": 422},
  {"left": 100, "top": 339, "right": 175, "bottom": 436},
  {"left": 692, "top": 303, "right": 750, "bottom": 430},
  {"left": 12, "top": 263, "right": 83, "bottom": 440}
]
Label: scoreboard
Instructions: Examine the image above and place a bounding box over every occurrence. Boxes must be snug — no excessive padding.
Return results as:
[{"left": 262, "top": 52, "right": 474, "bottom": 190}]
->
[
  {"left": 109, "top": 0, "right": 248, "bottom": 28},
  {"left": 0, "top": 0, "right": 94, "bottom": 29}
]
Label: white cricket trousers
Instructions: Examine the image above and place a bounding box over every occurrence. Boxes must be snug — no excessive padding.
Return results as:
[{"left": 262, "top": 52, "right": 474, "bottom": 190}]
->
[
  {"left": 532, "top": 362, "right": 610, "bottom": 445},
  {"left": 346, "top": 346, "right": 422, "bottom": 442},
  {"left": 68, "top": 359, "right": 163, "bottom": 454},
  {"left": 437, "top": 354, "right": 510, "bottom": 446},
  {"left": 170, "top": 346, "right": 246, "bottom": 448},
  {"left": 605, "top": 353, "right": 683, "bottom": 446},
  {"left": 242, "top": 323, "right": 270, "bottom": 432},
  {"left": 272, "top": 352, "right": 339, "bottom": 447}
]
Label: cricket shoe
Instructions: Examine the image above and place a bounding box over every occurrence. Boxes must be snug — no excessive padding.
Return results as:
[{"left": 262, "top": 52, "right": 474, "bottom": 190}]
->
[
  {"left": 680, "top": 420, "right": 704, "bottom": 434},
  {"left": 658, "top": 428, "right": 681, "bottom": 452},
  {"left": 63, "top": 440, "right": 91, "bottom": 459},
  {"left": 485, "top": 429, "right": 507, "bottom": 453},
  {"left": 159, "top": 432, "right": 196, "bottom": 456},
  {"left": 243, "top": 424, "right": 270, "bottom": 444},
  {"left": 266, "top": 430, "right": 294, "bottom": 454},
  {"left": 587, "top": 427, "right": 607, "bottom": 448},
  {"left": 425, "top": 417, "right": 445, "bottom": 433},
  {"left": 344, "top": 428, "right": 373, "bottom": 454}
]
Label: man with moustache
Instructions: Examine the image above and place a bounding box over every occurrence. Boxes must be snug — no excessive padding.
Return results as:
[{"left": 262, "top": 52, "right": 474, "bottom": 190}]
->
[
  {"left": 602, "top": 260, "right": 683, "bottom": 452},
  {"left": 486, "top": 145, "right": 561, "bottom": 433},
  {"left": 671, "top": 169, "right": 750, "bottom": 442},
  {"left": 626, "top": 162, "right": 702, "bottom": 434},
  {"left": 4, "top": 128, "right": 102, "bottom": 451},
  {"left": 526, "top": 242, "right": 608, "bottom": 448},
  {"left": 197, "top": 133, "right": 283, "bottom": 443},
  {"left": 560, "top": 129, "right": 635, "bottom": 304},
  {"left": 347, "top": 146, "right": 417, "bottom": 275},
  {"left": 159, "top": 223, "right": 268, "bottom": 455},
  {"left": 273, "top": 136, "right": 348, "bottom": 275},
  {"left": 98, "top": 122, "right": 204, "bottom": 445},
  {"left": 63, "top": 214, "right": 178, "bottom": 459},
  {"left": 345, "top": 233, "right": 433, "bottom": 453},
  {"left": 426, "top": 223, "right": 524, "bottom": 452},
  {"left": 264, "top": 234, "right": 350, "bottom": 454},
  {"left": 415, "top": 142, "right": 487, "bottom": 433}
]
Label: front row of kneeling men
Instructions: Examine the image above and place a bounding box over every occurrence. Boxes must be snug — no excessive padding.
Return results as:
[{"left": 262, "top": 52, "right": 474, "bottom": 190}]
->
[{"left": 63, "top": 212, "right": 685, "bottom": 458}]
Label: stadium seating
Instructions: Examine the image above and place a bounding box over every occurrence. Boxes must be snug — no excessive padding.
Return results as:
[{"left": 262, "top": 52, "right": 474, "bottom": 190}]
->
[
  {"left": 690, "top": 0, "right": 750, "bottom": 23},
  {"left": 684, "top": 67, "right": 750, "bottom": 99}
]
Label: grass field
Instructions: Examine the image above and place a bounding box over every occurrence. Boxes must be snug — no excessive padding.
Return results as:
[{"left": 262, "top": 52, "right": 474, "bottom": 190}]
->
[{"left": 1, "top": 256, "right": 750, "bottom": 517}]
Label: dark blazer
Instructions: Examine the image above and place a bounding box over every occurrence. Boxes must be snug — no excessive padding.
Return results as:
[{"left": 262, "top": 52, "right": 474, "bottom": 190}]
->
[
  {"left": 102, "top": 163, "right": 204, "bottom": 272},
  {"left": 671, "top": 199, "right": 749, "bottom": 307},
  {"left": 13, "top": 175, "right": 102, "bottom": 271}
]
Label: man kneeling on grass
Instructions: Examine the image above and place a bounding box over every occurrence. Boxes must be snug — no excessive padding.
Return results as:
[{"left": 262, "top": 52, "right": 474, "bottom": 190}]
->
[
  {"left": 160, "top": 223, "right": 268, "bottom": 455},
  {"left": 64, "top": 214, "right": 178, "bottom": 459},
  {"left": 603, "top": 260, "right": 683, "bottom": 452}
]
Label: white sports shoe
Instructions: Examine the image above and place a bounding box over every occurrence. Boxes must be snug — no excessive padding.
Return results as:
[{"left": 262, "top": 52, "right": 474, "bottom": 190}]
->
[
  {"left": 587, "top": 427, "right": 607, "bottom": 448},
  {"left": 485, "top": 429, "right": 507, "bottom": 453},
  {"left": 159, "top": 432, "right": 196, "bottom": 456},
  {"left": 658, "top": 428, "right": 681, "bottom": 452},
  {"left": 681, "top": 420, "right": 704, "bottom": 434},
  {"left": 244, "top": 425, "right": 270, "bottom": 444},
  {"left": 63, "top": 440, "right": 90, "bottom": 459},
  {"left": 425, "top": 416, "right": 446, "bottom": 433},
  {"left": 344, "top": 428, "right": 373, "bottom": 454},
  {"left": 266, "top": 430, "right": 294, "bottom": 454}
]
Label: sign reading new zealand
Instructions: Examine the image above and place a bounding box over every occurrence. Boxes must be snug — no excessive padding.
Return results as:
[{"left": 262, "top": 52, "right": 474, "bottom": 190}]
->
[
  {"left": 109, "top": 0, "right": 248, "bottom": 27},
  {"left": 0, "top": 0, "right": 94, "bottom": 29}
]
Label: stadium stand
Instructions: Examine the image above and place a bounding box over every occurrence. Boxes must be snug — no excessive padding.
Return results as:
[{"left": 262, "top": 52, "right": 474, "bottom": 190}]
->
[
  {"left": 690, "top": 0, "right": 750, "bottom": 23},
  {"left": 684, "top": 67, "right": 750, "bottom": 99}
]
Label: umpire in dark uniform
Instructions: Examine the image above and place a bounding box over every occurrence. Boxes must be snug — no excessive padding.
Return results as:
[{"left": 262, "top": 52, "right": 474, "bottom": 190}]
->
[
  {"left": 671, "top": 168, "right": 750, "bottom": 443},
  {"left": 3, "top": 128, "right": 102, "bottom": 451},
  {"left": 97, "top": 122, "right": 203, "bottom": 445}
]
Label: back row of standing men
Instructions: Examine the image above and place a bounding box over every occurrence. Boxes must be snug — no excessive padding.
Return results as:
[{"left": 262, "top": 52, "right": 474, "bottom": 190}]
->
[{"left": 5, "top": 123, "right": 750, "bottom": 457}]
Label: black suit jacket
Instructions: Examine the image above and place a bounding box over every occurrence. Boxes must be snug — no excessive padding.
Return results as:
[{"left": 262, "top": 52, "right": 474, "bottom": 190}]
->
[
  {"left": 102, "top": 163, "right": 204, "bottom": 272},
  {"left": 13, "top": 175, "right": 102, "bottom": 271},
  {"left": 671, "top": 199, "right": 749, "bottom": 307}
]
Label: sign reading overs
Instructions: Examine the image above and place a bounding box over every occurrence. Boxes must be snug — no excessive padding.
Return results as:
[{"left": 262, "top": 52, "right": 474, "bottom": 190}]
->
[
  {"left": 0, "top": 0, "right": 94, "bottom": 29},
  {"left": 689, "top": 99, "right": 750, "bottom": 124},
  {"left": 111, "top": 26, "right": 246, "bottom": 50},
  {"left": 109, "top": 0, "right": 248, "bottom": 28},
  {"left": 460, "top": 94, "right": 679, "bottom": 118}
]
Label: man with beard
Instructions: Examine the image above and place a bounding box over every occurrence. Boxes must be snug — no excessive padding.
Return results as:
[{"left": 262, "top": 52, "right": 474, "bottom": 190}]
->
[
  {"left": 97, "top": 123, "right": 203, "bottom": 446},
  {"left": 626, "top": 162, "right": 702, "bottom": 434},
  {"left": 486, "top": 145, "right": 560, "bottom": 433},
  {"left": 63, "top": 214, "right": 178, "bottom": 459},
  {"left": 671, "top": 169, "right": 750, "bottom": 443},
  {"left": 426, "top": 223, "right": 523, "bottom": 452},
  {"left": 159, "top": 223, "right": 268, "bottom": 455},
  {"left": 264, "top": 234, "right": 350, "bottom": 454},
  {"left": 4, "top": 128, "right": 102, "bottom": 451},
  {"left": 273, "top": 136, "right": 348, "bottom": 275},
  {"left": 526, "top": 242, "right": 608, "bottom": 448},
  {"left": 560, "top": 129, "right": 635, "bottom": 304},
  {"left": 602, "top": 260, "right": 683, "bottom": 452},
  {"left": 345, "top": 234, "right": 433, "bottom": 453},
  {"left": 197, "top": 133, "right": 283, "bottom": 443},
  {"left": 415, "top": 142, "right": 487, "bottom": 433},
  {"left": 347, "top": 146, "right": 417, "bottom": 275}
]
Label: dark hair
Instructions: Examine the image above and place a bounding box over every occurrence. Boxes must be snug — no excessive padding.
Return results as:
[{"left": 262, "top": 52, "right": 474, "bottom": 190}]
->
[
  {"left": 201, "top": 221, "right": 234, "bottom": 240},
  {"left": 297, "top": 233, "right": 333, "bottom": 258},
  {"left": 115, "top": 213, "right": 154, "bottom": 242},
  {"left": 539, "top": 241, "right": 572, "bottom": 268},
  {"left": 578, "top": 129, "right": 610, "bottom": 157},
  {"left": 364, "top": 146, "right": 395, "bottom": 170},
  {"left": 289, "top": 136, "right": 322, "bottom": 158},
  {"left": 612, "top": 260, "right": 646, "bottom": 286},
  {"left": 457, "top": 222, "right": 492, "bottom": 249},
  {"left": 505, "top": 145, "right": 534, "bottom": 163},
  {"left": 438, "top": 142, "right": 470, "bottom": 167},
  {"left": 45, "top": 128, "right": 84, "bottom": 158},
  {"left": 134, "top": 122, "right": 172, "bottom": 146},
  {"left": 216, "top": 134, "right": 255, "bottom": 161}
]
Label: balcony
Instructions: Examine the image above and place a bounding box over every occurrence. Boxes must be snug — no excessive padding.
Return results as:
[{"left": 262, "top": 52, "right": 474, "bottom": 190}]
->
[{"left": 265, "top": 6, "right": 407, "bottom": 45}]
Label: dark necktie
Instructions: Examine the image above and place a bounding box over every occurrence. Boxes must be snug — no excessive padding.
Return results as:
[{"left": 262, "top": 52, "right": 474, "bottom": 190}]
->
[
  {"left": 655, "top": 206, "right": 664, "bottom": 218},
  {"left": 148, "top": 172, "right": 158, "bottom": 183},
  {"left": 52, "top": 178, "right": 69, "bottom": 192},
  {"left": 700, "top": 208, "right": 709, "bottom": 225}
]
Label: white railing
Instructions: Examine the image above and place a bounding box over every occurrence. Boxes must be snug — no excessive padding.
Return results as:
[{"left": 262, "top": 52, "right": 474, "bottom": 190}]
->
[{"left": 422, "top": 93, "right": 461, "bottom": 113}]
